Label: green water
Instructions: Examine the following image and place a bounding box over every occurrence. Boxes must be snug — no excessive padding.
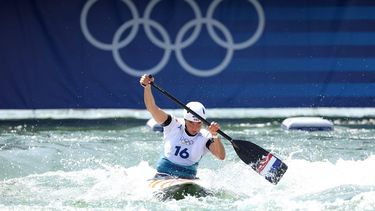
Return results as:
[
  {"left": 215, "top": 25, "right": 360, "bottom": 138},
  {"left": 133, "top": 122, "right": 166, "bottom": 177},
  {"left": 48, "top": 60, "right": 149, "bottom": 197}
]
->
[{"left": 1, "top": 118, "right": 375, "bottom": 210}]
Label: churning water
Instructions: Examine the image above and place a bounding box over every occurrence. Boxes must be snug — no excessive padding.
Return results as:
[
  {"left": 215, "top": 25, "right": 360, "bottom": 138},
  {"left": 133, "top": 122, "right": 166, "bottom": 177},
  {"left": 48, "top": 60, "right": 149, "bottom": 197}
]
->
[{"left": 1, "top": 117, "right": 375, "bottom": 210}]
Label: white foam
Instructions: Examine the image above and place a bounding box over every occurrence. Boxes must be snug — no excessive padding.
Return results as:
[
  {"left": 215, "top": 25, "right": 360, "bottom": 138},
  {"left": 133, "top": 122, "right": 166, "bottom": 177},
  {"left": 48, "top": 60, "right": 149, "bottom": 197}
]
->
[
  {"left": 1, "top": 156, "right": 375, "bottom": 210},
  {"left": 197, "top": 155, "right": 375, "bottom": 210}
]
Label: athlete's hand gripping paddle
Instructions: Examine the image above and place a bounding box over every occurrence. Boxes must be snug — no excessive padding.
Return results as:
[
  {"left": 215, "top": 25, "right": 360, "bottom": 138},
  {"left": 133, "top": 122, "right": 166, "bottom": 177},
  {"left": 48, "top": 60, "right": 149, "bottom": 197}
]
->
[{"left": 149, "top": 76, "right": 288, "bottom": 185}]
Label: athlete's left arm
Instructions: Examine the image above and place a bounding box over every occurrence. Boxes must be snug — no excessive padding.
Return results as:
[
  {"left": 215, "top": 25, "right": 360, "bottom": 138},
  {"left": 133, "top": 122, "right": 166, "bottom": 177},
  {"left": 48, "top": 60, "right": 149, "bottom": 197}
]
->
[{"left": 207, "top": 122, "right": 226, "bottom": 160}]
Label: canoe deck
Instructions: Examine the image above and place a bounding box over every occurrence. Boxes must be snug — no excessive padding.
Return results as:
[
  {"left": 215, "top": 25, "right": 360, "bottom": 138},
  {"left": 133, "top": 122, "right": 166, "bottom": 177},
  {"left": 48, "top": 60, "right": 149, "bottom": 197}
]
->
[{"left": 149, "top": 178, "right": 212, "bottom": 200}]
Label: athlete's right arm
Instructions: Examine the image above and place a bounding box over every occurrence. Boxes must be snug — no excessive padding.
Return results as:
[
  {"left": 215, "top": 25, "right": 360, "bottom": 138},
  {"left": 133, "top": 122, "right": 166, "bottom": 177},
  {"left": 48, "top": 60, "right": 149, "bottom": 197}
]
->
[{"left": 140, "top": 74, "right": 168, "bottom": 124}]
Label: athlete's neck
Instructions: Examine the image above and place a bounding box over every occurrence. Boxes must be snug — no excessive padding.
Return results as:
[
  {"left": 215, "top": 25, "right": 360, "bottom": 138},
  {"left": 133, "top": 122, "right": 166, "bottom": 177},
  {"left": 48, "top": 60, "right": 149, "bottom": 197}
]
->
[{"left": 185, "top": 128, "right": 196, "bottom": 137}]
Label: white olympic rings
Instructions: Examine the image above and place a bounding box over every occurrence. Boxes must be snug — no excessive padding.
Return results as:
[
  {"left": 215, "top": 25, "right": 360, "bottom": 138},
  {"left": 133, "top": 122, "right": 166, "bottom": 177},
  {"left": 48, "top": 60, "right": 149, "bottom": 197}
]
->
[{"left": 80, "top": 0, "right": 265, "bottom": 77}]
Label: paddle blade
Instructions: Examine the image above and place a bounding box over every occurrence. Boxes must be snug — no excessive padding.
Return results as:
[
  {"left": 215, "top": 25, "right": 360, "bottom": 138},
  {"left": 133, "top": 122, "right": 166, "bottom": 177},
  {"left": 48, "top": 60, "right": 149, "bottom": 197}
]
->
[{"left": 232, "top": 139, "right": 288, "bottom": 185}]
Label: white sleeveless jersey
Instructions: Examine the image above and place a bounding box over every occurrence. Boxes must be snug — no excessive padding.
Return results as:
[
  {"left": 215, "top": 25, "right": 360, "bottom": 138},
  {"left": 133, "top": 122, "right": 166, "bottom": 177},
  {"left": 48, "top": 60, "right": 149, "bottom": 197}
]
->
[{"left": 163, "top": 116, "right": 211, "bottom": 166}]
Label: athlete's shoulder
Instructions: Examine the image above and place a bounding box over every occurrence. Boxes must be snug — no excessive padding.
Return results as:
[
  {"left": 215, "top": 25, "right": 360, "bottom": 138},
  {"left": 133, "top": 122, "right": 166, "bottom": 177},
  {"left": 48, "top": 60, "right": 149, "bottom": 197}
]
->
[
  {"left": 199, "top": 128, "right": 211, "bottom": 139},
  {"left": 163, "top": 115, "right": 183, "bottom": 133}
]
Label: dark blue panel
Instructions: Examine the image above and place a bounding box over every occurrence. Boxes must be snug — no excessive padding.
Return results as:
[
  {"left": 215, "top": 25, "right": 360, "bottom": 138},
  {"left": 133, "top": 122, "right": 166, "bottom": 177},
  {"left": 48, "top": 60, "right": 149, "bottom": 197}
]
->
[
  {"left": 265, "top": 20, "right": 375, "bottom": 32},
  {"left": 1, "top": 0, "right": 375, "bottom": 109}
]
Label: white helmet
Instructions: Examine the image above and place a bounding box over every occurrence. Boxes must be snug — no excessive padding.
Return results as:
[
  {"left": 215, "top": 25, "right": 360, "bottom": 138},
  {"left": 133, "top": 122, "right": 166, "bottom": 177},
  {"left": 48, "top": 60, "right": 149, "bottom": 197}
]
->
[{"left": 183, "top": 101, "right": 206, "bottom": 122}]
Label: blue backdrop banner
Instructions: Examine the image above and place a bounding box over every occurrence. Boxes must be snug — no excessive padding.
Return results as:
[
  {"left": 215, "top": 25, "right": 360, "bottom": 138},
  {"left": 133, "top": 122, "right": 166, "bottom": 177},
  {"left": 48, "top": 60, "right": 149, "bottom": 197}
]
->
[{"left": 1, "top": 0, "right": 375, "bottom": 109}]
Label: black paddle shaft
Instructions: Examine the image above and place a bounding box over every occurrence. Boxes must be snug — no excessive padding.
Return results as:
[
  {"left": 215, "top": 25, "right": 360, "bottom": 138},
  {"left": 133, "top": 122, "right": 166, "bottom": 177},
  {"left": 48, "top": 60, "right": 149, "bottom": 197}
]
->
[{"left": 151, "top": 82, "right": 233, "bottom": 143}]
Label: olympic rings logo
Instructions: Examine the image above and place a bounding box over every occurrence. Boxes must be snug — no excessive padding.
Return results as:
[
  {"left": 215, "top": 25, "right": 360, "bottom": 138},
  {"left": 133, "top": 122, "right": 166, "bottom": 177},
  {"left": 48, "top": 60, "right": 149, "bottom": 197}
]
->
[{"left": 80, "top": 0, "right": 265, "bottom": 77}]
